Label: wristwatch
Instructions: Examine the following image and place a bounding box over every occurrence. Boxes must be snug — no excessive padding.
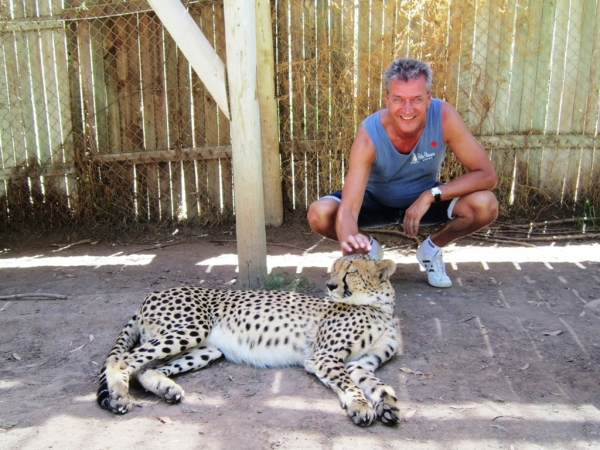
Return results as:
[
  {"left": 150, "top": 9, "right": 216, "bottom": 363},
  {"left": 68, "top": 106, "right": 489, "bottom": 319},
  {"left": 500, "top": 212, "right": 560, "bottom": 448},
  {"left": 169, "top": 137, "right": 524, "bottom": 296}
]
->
[{"left": 430, "top": 187, "right": 442, "bottom": 203}]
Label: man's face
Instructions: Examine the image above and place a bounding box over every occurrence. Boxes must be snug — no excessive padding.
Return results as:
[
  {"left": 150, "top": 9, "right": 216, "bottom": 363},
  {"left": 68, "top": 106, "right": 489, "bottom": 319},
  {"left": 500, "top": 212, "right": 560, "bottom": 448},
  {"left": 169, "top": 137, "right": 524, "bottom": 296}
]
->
[{"left": 385, "top": 76, "right": 431, "bottom": 136}]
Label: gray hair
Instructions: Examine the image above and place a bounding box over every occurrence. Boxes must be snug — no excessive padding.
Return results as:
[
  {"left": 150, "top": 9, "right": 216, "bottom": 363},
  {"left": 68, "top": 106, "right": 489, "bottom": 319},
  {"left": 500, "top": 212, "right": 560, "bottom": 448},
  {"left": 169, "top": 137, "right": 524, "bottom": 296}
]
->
[{"left": 384, "top": 58, "right": 433, "bottom": 93}]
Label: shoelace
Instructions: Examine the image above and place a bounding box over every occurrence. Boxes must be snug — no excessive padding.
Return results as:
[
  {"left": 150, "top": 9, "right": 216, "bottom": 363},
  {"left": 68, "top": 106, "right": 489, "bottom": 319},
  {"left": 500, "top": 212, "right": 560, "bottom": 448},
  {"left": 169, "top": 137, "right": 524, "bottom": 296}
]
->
[{"left": 430, "top": 253, "right": 448, "bottom": 276}]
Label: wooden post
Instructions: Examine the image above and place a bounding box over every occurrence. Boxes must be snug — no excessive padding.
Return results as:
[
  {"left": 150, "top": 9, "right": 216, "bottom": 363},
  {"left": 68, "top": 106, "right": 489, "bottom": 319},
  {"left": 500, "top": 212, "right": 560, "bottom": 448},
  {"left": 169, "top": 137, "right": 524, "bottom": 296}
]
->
[
  {"left": 256, "top": 0, "right": 283, "bottom": 227},
  {"left": 146, "top": 0, "right": 230, "bottom": 119},
  {"left": 224, "top": 0, "right": 268, "bottom": 288}
]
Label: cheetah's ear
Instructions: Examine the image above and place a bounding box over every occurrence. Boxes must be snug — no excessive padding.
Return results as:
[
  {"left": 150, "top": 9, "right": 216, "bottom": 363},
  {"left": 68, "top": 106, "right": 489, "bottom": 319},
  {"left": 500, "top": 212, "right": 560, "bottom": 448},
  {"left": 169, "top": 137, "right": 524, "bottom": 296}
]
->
[{"left": 376, "top": 259, "right": 397, "bottom": 280}]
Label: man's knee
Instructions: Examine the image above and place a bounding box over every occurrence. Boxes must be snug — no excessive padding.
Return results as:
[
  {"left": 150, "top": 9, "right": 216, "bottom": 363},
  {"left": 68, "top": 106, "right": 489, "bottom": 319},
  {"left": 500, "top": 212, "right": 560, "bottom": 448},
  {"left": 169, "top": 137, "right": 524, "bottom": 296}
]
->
[
  {"left": 470, "top": 191, "right": 498, "bottom": 224},
  {"left": 455, "top": 191, "right": 498, "bottom": 225},
  {"left": 307, "top": 199, "right": 337, "bottom": 234}
]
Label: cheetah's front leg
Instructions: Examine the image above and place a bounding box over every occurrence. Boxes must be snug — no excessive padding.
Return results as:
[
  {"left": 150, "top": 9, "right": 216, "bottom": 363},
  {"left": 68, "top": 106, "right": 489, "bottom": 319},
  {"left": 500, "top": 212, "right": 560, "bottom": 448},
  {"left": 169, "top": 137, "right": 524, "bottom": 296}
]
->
[
  {"left": 305, "top": 353, "right": 376, "bottom": 426},
  {"left": 346, "top": 354, "right": 400, "bottom": 426}
]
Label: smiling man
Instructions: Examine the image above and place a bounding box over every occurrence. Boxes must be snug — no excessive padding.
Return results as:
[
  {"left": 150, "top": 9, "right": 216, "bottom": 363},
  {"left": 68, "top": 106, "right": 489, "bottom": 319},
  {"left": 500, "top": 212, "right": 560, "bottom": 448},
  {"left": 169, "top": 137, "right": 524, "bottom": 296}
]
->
[{"left": 307, "top": 58, "right": 498, "bottom": 288}]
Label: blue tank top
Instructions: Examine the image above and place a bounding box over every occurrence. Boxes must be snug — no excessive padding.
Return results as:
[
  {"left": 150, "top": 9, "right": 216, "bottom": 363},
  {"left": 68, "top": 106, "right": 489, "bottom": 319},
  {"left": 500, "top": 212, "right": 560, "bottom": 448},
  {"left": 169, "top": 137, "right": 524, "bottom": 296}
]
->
[{"left": 363, "top": 98, "right": 446, "bottom": 208}]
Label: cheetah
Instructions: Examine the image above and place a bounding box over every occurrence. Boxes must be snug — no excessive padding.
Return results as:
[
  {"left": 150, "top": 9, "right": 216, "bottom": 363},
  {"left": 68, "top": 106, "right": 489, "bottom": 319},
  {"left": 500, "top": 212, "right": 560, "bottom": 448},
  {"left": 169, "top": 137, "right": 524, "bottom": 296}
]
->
[{"left": 97, "top": 254, "right": 401, "bottom": 426}]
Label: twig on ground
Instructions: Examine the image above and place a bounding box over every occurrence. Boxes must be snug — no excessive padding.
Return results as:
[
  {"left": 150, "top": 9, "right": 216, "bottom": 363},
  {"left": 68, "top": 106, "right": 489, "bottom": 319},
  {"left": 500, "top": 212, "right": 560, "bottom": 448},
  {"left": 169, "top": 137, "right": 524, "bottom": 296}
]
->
[
  {"left": 50, "top": 239, "right": 96, "bottom": 251},
  {"left": 0, "top": 293, "right": 67, "bottom": 300},
  {"left": 127, "top": 240, "right": 187, "bottom": 255}
]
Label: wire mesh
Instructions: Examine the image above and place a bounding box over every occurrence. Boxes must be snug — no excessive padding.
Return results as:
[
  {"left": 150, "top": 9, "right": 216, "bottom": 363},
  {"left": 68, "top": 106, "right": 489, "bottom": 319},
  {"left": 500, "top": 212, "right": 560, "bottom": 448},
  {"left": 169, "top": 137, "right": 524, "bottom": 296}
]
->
[{"left": 0, "top": 0, "right": 599, "bottom": 235}]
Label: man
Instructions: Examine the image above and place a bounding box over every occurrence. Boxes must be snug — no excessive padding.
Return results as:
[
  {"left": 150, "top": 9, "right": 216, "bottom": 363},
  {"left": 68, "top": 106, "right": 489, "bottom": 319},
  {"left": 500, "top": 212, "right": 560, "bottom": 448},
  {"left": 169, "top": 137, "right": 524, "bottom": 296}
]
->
[{"left": 307, "top": 58, "right": 498, "bottom": 288}]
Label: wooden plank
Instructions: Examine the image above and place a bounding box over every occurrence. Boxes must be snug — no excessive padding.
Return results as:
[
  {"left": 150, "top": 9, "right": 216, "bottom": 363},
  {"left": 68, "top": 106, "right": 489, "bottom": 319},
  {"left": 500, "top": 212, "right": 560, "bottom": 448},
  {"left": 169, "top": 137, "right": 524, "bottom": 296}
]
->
[
  {"left": 530, "top": 0, "right": 556, "bottom": 132},
  {"left": 90, "top": 19, "right": 109, "bottom": 154},
  {"left": 315, "top": 0, "right": 332, "bottom": 196},
  {"left": 125, "top": 15, "right": 144, "bottom": 151},
  {"left": 302, "top": 0, "right": 319, "bottom": 208},
  {"left": 190, "top": 7, "right": 207, "bottom": 147},
  {"left": 137, "top": 14, "right": 162, "bottom": 221},
  {"left": 146, "top": 161, "right": 160, "bottom": 221},
  {"left": 96, "top": 145, "right": 232, "bottom": 163},
  {"left": 26, "top": 24, "right": 52, "bottom": 211},
  {"left": 14, "top": 29, "right": 38, "bottom": 162},
  {"left": 213, "top": 4, "right": 230, "bottom": 146},
  {"left": 214, "top": 4, "right": 230, "bottom": 218},
  {"left": 65, "top": 20, "right": 86, "bottom": 191},
  {"left": 0, "top": 33, "right": 16, "bottom": 170},
  {"left": 134, "top": 163, "right": 149, "bottom": 221},
  {"left": 494, "top": 0, "right": 519, "bottom": 135},
  {"left": 445, "top": 0, "right": 462, "bottom": 106},
  {"left": 199, "top": 5, "right": 220, "bottom": 218},
  {"left": 76, "top": 20, "right": 99, "bottom": 154},
  {"left": 39, "top": 25, "right": 65, "bottom": 164},
  {"left": 583, "top": 0, "right": 600, "bottom": 134},
  {"left": 223, "top": 0, "right": 267, "bottom": 288},
  {"left": 213, "top": 5, "right": 231, "bottom": 216},
  {"left": 256, "top": 0, "right": 283, "bottom": 225},
  {"left": 183, "top": 159, "right": 199, "bottom": 220},
  {"left": 355, "top": 0, "right": 370, "bottom": 121},
  {"left": 478, "top": 0, "right": 501, "bottom": 134},
  {"left": 469, "top": 0, "right": 492, "bottom": 134},
  {"left": 103, "top": 18, "right": 122, "bottom": 154},
  {"left": 52, "top": 24, "right": 73, "bottom": 165},
  {"left": 570, "top": 0, "right": 596, "bottom": 133},
  {"left": 275, "top": 0, "right": 292, "bottom": 208},
  {"left": 154, "top": 17, "right": 169, "bottom": 151},
  {"left": 558, "top": 0, "right": 583, "bottom": 133},
  {"left": 544, "top": 0, "right": 568, "bottom": 134},
  {"left": 456, "top": 1, "right": 475, "bottom": 120},
  {"left": 288, "top": 0, "right": 307, "bottom": 209},
  {"left": 139, "top": 14, "right": 157, "bottom": 152},
  {"left": 158, "top": 161, "right": 171, "bottom": 220},
  {"left": 115, "top": 16, "right": 134, "bottom": 152},
  {"left": 515, "top": 0, "right": 544, "bottom": 131},
  {"left": 170, "top": 160, "right": 184, "bottom": 221},
  {"left": 147, "top": 0, "right": 229, "bottom": 119}
]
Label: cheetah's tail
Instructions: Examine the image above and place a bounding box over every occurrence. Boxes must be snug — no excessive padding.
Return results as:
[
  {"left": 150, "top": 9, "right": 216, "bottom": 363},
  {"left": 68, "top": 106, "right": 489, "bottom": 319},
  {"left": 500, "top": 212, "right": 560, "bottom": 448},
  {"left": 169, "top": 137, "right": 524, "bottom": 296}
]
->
[{"left": 96, "top": 314, "right": 141, "bottom": 410}]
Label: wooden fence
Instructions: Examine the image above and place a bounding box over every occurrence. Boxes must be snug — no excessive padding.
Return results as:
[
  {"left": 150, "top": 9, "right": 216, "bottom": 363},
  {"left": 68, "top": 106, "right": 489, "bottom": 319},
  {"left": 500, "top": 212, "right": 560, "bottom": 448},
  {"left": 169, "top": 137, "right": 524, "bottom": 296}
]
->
[{"left": 0, "top": 0, "right": 599, "bottom": 233}]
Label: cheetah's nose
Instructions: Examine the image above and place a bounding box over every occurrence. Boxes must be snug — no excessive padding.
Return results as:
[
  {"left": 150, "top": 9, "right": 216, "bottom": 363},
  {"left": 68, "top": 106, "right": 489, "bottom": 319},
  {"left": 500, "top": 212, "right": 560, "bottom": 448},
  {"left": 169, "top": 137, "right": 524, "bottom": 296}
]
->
[{"left": 326, "top": 282, "right": 337, "bottom": 291}]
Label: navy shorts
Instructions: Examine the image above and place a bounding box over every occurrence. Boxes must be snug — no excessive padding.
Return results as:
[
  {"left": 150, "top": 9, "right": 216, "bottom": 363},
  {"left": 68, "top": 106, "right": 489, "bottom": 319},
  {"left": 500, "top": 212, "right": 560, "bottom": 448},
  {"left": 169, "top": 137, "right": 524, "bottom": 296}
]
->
[{"left": 322, "top": 190, "right": 458, "bottom": 229}]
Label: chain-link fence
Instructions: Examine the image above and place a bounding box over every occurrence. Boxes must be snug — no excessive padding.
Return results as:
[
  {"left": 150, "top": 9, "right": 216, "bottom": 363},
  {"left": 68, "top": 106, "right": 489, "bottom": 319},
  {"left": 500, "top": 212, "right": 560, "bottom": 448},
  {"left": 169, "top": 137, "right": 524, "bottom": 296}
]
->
[
  {"left": 277, "top": 0, "right": 600, "bottom": 221},
  {"left": 0, "top": 0, "right": 599, "bottom": 235},
  {"left": 1, "top": 0, "right": 232, "bottom": 234}
]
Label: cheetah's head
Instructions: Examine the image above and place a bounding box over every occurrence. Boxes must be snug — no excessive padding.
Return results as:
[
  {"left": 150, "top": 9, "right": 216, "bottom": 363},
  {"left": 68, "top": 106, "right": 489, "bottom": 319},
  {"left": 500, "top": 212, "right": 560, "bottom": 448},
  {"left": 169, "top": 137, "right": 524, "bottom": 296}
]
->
[{"left": 326, "top": 254, "right": 396, "bottom": 306}]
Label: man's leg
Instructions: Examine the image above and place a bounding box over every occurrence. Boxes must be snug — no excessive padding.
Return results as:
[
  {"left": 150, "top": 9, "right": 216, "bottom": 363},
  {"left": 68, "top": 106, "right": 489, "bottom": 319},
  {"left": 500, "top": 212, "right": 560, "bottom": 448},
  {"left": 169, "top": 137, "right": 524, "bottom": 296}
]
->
[
  {"left": 307, "top": 197, "right": 341, "bottom": 241},
  {"left": 430, "top": 190, "right": 498, "bottom": 246},
  {"left": 417, "top": 190, "right": 498, "bottom": 288}
]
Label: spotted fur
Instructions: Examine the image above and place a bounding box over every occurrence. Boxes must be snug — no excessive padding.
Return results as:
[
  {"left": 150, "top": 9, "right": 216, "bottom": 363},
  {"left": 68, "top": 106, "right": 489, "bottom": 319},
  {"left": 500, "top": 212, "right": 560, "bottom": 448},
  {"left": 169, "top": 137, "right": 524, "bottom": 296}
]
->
[{"left": 97, "top": 255, "right": 401, "bottom": 426}]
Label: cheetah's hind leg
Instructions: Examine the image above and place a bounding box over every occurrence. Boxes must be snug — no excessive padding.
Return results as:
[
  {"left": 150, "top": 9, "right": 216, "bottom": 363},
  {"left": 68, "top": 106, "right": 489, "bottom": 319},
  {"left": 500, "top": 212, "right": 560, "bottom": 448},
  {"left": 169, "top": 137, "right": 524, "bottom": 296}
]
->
[{"left": 136, "top": 344, "right": 223, "bottom": 403}]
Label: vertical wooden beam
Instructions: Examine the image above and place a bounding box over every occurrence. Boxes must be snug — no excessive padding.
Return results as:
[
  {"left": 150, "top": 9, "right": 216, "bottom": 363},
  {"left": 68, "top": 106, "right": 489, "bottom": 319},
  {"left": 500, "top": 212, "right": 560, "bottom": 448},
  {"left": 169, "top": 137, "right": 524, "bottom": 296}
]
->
[
  {"left": 256, "top": 0, "right": 283, "bottom": 227},
  {"left": 224, "top": 0, "right": 267, "bottom": 288}
]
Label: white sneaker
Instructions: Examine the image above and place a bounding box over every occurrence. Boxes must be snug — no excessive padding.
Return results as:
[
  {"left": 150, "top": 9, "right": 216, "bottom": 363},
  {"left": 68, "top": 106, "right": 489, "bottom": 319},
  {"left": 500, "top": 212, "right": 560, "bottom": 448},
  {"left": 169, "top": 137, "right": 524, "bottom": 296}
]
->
[
  {"left": 416, "top": 242, "right": 452, "bottom": 288},
  {"left": 368, "top": 237, "right": 384, "bottom": 261}
]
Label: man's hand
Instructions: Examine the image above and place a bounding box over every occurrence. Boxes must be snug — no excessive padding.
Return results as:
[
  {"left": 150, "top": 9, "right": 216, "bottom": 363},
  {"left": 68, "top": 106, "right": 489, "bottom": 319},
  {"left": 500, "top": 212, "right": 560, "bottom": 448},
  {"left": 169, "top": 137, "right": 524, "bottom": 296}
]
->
[
  {"left": 340, "top": 233, "right": 371, "bottom": 256},
  {"left": 403, "top": 191, "right": 434, "bottom": 238}
]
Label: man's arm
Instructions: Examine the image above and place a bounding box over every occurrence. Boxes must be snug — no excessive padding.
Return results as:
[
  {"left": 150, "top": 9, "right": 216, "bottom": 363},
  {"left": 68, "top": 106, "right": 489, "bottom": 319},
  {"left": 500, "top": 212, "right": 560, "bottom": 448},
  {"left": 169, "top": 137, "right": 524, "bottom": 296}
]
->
[
  {"left": 402, "top": 101, "right": 497, "bottom": 238},
  {"left": 336, "top": 126, "right": 376, "bottom": 255}
]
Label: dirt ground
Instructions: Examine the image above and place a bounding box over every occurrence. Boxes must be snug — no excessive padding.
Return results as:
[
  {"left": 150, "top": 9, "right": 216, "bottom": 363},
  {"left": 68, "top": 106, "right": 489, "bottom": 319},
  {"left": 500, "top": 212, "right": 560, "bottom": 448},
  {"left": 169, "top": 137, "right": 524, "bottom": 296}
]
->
[{"left": 0, "top": 223, "right": 599, "bottom": 450}]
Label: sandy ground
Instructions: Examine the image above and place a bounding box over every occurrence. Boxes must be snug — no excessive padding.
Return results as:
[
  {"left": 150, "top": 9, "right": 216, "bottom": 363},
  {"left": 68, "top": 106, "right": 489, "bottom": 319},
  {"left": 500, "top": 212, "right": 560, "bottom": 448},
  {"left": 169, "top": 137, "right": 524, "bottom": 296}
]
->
[{"left": 0, "top": 224, "right": 599, "bottom": 450}]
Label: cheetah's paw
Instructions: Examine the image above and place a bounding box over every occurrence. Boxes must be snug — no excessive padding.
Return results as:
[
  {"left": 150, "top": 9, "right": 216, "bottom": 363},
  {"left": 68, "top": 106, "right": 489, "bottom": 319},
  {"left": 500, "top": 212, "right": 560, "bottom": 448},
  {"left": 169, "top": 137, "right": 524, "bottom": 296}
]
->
[
  {"left": 347, "top": 398, "right": 376, "bottom": 427},
  {"left": 375, "top": 391, "right": 400, "bottom": 426}
]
